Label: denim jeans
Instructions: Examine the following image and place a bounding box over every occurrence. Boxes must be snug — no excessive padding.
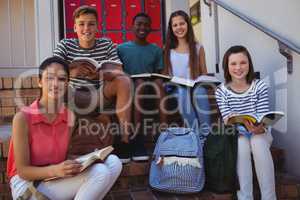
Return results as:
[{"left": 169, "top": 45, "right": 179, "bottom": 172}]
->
[{"left": 174, "top": 85, "right": 211, "bottom": 136}]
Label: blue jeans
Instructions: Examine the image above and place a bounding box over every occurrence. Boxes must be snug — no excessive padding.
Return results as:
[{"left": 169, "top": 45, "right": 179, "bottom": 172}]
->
[{"left": 174, "top": 85, "right": 211, "bottom": 136}]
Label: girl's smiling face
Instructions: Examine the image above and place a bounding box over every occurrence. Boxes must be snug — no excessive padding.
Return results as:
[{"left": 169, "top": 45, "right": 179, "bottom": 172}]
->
[
  {"left": 228, "top": 52, "right": 250, "bottom": 82},
  {"left": 171, "top": 15, "right": 188, "bottom": 40},
  {"left": 39, "top": 63, "right": 68, "bottom": 100}
]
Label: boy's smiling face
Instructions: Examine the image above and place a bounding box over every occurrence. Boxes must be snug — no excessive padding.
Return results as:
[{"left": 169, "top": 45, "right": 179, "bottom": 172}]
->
[
  {"left": 74, "top": 13, "right": 98, "bottom": 48},
  {"left": 133, "top": 16, "right": 151, "bottom": 41}
]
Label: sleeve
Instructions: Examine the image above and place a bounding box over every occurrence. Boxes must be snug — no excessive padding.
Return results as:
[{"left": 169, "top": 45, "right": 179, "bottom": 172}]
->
[
  {"left": 215, "top": 86, "right": 232, "bottom": 120},
  {"left": 53, "top": 39, "right": 68, "bottom": 60},
  {"left": 256, "top": 80, "right": 270, "bottom": 115},
  {"left": 106, "top": 40, "right": 122, "bottom": 63},
  {"left": 154, "top": 47, "right": 164, "bottom": 72}
]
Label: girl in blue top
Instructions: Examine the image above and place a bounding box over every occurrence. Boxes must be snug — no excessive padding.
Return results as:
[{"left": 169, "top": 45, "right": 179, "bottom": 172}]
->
[{"left": 215, "top": 45, "right": 276, "bottom": 200}]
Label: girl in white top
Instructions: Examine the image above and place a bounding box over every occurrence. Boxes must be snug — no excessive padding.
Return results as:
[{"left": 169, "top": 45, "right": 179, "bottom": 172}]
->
[{"left": 163, "top": 10, "right": 211, "bottom": 136}]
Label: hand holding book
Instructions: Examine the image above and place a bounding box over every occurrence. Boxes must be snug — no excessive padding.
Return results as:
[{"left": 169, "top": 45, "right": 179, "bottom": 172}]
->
[
  {"left": 227, "top": 111, "right": 284, "bottom": 127},
  {"left": 243, "top": 120, "right": 266, "bottom": 135},
  {"left": 51, "top": 160, "right": 82, "bottom": 179},
  {"left": 45, "top": 146, "right": 114, "bottom": 181}
]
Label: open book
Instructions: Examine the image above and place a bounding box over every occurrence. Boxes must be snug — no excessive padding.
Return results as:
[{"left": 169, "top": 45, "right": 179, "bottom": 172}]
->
[
  {"left": 227, "top": 111, "right": 284, "bottom": 127},
  {"left": 44, "top": 146, "right": 114, "bottom": 181},
  {"left": 73, "top": 57, "right": 122, "bottom": 70},
  {"left": 170, "top": 75, "right": 221, "bottom": 87},
  {"left": 130, "top": 73, "right": 221, "bottom": 86},
  {"left": 75, "top": 145, "right": 114, "bottom": 172},
  {"left": 130, "top": 73, "right": 171, "bottom": 79}
]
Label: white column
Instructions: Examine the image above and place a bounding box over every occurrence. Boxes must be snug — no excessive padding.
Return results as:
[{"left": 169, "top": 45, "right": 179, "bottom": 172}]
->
[{"left": 34, "top": 0, "right": 60, "bottom": 65}]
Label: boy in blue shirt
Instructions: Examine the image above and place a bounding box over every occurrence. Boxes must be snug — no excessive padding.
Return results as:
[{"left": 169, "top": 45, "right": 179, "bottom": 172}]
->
[{"left": 117, "top": 13, "right": 166, "bottom": 162}]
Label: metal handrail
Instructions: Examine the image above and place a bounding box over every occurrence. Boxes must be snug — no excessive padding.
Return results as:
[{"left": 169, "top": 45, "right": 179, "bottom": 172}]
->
[{"left": 208, "top": 0, "right": 300, "bottom": 54}]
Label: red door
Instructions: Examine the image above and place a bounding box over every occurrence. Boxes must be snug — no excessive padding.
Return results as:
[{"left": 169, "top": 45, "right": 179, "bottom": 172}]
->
[
  {"left": 64, "top": 0, "right": 81, "bottom": 30},
  {"left": 105, "top": 0, "right": 122, "bottom": 30},
  {"left": 66, "top": 32, "right": 78, "bottom": 39},
  {"left": 125, "top": 0, "right": 142, "bottom": 30},
  {"left": 148, "top": 32, "right": 162, "bottom": 47},
  {"left": 105, "top": 32, "right": 123, "bottom": 44},
  {"left": 145, "top": 0, "right": 161, "bottom": 30},
  {"left": 63, "top": 0, "right": 163, "bottom": 44},
  {"left": 125, "top": 32, "right": 135, "bottom": 41},
  {"left": 83, "top": 0, "right": 103, "bottom": 32}
]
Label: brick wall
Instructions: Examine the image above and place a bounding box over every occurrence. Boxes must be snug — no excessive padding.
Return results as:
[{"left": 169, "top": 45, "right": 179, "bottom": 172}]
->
[{"left": 0, "top": 76, "right": 40, "bottom": 123}]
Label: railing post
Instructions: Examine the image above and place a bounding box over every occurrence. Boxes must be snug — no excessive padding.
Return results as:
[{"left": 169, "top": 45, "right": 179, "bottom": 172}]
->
[
  {"left": 203, "top": 0, "right": 212, "bottom": 16},
  {"left": 278, "top": 42, "right": 293, "bottom": 74}
]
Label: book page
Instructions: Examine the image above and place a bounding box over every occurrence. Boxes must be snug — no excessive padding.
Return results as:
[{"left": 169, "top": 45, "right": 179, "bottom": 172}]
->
[
  {"left": 227, "top": 114, "right": 257, "bottom": 125},
  {"left": 259, "top": 111, "right": 284, "bottom": 126},
  {"left": 99, "top": 60, "right": 122, "bottom": 70},
  {"left": 170, "top": 76, "right": 195, "bottom": 87},
  {"left": 151, "top": 73, "right": 171, "bottom": 79},
  {"left": 130, "top": 73, "right": 152, "bottom": 78},
  {"left": 75, "top": 151, "right": 98, "bottom": 163},
  {"left": 195, "top": 75, "right": 221, "bottom": 83}
]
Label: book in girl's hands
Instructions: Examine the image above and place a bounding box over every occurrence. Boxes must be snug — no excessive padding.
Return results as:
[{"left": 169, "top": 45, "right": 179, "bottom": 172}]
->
[
  {"left": 227, "top": 111, "right": 284, "bottom": 127},
  {"left": 130, "top": 73, "right": 171, "bottom": 79},
  {"left": 75, "top": 145, "right": 114, "bottom": 172},
  {"left": 44, "top": 146, "right": 114, "bottom": 182},
  {"left": 170, "top": 75, "right": 221, "bottom": 87},
  {"left": 130, "top": 73, "right": 221, "bottom": 86}
]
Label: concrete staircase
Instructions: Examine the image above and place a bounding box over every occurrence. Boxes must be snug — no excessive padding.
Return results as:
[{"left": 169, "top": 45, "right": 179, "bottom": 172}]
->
[
  {"left": 1, "top": 82, "right": 300, "bottom": 199},
  {"left": 1, "top": 128, "right": 300, "bottom": 200}
]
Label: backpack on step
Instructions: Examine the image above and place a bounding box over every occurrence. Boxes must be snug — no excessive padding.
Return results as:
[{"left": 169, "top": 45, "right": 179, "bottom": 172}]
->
[{"left": 149, "top": 127, "right": 205, "bottom": 194}]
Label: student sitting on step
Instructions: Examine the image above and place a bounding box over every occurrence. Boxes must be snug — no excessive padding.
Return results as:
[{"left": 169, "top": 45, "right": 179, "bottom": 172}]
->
[
  {"left": 215, "top": 45, "right": 276, "bottom": 200},
  {"left": 7, "top": 56, "right": 122, "bottom": 200},
  {"left": 117, "top": 13, "right": 166, "bottom": 163},
  {"left": 53, "top": 5, "right": 133, "bottom": 145}
]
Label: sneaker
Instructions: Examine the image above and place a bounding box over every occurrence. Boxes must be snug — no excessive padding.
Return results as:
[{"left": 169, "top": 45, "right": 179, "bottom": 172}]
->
[
  {"left": 132, "top": 144, "right": 149, "bottom": 162},
  {"left": 114, "top": 142, "right": 131, "bottom": 164}
]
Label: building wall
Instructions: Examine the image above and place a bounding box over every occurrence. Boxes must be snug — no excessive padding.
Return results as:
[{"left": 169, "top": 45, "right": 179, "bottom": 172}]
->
[
  {"left": 0, "top": 0, "right": 36, "bottom": 75},
  {"left": 189, "top": 0, "right": 202, "bottom": 42},
  {"left": 0, "top": 0, "right": 60, "bottom": 77},
  {"left": 165, "top": 0, "right": 203, "bottom": 42},
  {"left": 201, "top": 0, "right": 300, "bottom": 177},
  {"left": 164, "top": 0, "right": 189, "bottom": 31}
]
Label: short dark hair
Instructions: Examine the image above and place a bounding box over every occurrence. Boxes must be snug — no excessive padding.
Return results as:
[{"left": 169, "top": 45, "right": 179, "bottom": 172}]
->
[
  {"left": 73, "top": 5, "right": 98, "bottom": 22},
  {"left": 132, "top": 12, "right": 151, "bottom": 24},
  {"left": 39, "top": 56, "right": 69, "bottom": 80},
  {"left": 222, "top": 45, "right": 256, "bottom": 84}
]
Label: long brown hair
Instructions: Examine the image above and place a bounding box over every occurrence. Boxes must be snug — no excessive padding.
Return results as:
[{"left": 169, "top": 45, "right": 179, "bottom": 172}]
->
[{"left": 164, "top": 10, "right": 201, "bottom": 79}]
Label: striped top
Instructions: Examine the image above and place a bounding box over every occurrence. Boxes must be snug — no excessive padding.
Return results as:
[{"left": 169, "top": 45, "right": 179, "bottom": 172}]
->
[
  {"left": 53, "top": 38, "right": 122, "bottom": 64},
  {"left": 215, "top": 79, "right": 269, "bottom": 120}
]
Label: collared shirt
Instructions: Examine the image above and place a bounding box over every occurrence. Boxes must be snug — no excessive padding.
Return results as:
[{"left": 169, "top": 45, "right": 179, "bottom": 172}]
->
[{"left": 7, "top": 100, "right": 70, "bottom": 179}]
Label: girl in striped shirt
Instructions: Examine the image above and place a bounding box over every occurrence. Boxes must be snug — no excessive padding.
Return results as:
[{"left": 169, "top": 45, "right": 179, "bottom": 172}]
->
[{"left": 215, "top": 45, "right": 276, "bottom": 200}]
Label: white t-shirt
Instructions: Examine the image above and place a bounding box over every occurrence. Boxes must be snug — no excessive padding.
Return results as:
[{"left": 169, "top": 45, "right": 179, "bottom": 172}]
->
[{"left": 170, "top": 43, "right": 202, "bottom": 79}]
